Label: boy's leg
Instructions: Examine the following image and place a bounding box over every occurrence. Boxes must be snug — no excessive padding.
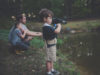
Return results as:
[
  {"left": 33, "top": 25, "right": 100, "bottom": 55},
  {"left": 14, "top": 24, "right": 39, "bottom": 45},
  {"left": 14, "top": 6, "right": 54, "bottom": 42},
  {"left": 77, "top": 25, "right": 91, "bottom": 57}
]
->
[
  {"left": 46, "top": 61, "right": 52, "bottom": 72},
  {"left": 46, "top": 61, "right": 54, "bottom": 75},
  {"left": 51, "top": 62, "right": 54, "bottom": 71},
  {"left": 24, "top": 36, "right": 33, "bottom": 42},
  {"left": 16, "top": 41, "right": 29, "bottom": 50},
  {"left": 51, "top": 62, "right": 60, "bottom": 75},
  {"left": 49, "top": 45, "right": 60, "bottom": 75},
  {"left": 24, "top": 40, "right": 30, "bottom": 46}
]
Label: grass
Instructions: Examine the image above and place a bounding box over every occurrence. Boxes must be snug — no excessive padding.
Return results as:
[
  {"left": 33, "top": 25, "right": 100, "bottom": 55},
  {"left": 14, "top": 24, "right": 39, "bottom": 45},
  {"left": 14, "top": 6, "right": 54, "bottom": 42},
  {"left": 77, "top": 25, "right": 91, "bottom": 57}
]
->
[
  {"left": 30, "top": 37, "right": 44, "bottom": 48},
  {"left": 0, "top": 28, "right": 80, "bottom": 75},
  {"left": 1, "top": 19, "right": 100, "bottom": 75},
  {"left": 0, "top": 29, "right": 9, "bottom": 41},
  {"left": 0, "top": 18, "right": 100, "bottom": 31},
  {"left": 63, "top": 19, "right": 100, "bottom": 30}
]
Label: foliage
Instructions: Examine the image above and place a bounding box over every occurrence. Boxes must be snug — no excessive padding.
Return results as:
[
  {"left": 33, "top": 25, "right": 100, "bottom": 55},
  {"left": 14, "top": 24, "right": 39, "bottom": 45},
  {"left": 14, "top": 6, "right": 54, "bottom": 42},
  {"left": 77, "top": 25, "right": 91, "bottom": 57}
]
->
[
  {"left": 30, "top": 37, "right": 44, "bottom": 48},
  {"left": 0, "top": 0, "right": 100, "bottom": 19},
  {"left": 0, "top": 29, "right": 80, "bottom": 75},
  {"left": 0, "top": 29, "right": 9, "bottom": 41}
]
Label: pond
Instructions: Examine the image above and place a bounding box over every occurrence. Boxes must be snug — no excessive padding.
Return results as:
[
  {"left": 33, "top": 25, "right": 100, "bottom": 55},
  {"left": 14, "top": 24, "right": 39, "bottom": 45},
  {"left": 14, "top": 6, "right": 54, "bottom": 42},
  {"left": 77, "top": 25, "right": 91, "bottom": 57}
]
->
[{"left": 61, "top": 32, "right": 100, "bottom": 75}]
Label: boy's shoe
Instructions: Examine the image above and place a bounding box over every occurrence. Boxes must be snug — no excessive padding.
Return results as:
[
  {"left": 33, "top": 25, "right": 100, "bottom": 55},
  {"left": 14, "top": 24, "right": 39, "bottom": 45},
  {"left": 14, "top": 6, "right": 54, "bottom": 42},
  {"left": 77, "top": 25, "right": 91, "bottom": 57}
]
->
[
  {"left": 47, "top": 72, "right": 54, "bottom": 75},
  {"left": 51, "top": 70, "right": 60, "bottom": 75},
  {"left": 15, "top": 50, "right": 24, "bottom": 55}
]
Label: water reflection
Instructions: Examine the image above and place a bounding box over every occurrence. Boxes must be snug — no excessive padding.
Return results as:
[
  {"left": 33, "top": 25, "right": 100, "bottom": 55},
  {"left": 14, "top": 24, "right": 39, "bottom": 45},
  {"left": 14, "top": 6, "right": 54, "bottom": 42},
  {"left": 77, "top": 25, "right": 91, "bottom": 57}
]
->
[{"left": 63, "top": 32, "right": 100, "bottom": 75}]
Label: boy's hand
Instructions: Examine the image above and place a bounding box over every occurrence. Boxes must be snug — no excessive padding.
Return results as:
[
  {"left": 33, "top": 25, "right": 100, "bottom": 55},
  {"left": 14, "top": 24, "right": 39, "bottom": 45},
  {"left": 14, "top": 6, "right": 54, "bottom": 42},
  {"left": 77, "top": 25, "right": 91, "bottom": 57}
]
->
[
  {"left": 20, "top": 28, "right": 24, "bottom": 33},
  {"left": 56, "top": 23, "right": 61, "bottom": 27},
  {"left": 54, "top": 23, "right": 62, "bottom": 33}
]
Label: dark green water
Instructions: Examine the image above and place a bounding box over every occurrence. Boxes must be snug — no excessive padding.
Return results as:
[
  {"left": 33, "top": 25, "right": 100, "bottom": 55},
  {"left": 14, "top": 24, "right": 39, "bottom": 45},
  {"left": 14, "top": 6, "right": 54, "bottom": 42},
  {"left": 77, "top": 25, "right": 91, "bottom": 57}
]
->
[{"left": 62, "top": 32, "right": 100, "bottom": 75}]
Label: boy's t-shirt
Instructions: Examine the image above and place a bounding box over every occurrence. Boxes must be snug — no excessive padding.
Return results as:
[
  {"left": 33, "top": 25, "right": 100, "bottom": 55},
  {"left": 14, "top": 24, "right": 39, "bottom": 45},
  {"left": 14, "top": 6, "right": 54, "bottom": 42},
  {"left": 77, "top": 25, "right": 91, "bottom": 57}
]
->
[
  {"left": 8, "top": 23, "right": 28, "bottom": 45},
  {"left": 42, "top": 23, "right": 57, "bottom": 40},
  {"left": 10, "top": 28, "right": 22, "bottom": 46}
]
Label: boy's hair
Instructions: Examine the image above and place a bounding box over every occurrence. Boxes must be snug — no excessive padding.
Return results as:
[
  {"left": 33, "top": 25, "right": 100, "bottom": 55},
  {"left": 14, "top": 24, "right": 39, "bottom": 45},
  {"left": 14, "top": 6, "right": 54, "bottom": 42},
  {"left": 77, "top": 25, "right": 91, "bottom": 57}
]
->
[
  {"left": 16, "top": 14, "right": 25, "bottom": 21},
  {"left": 15, "top": 21, "right": 21, "bottom": 28},
  {"left": 39, "top": 8, "right": 54, "bottom": 22}
]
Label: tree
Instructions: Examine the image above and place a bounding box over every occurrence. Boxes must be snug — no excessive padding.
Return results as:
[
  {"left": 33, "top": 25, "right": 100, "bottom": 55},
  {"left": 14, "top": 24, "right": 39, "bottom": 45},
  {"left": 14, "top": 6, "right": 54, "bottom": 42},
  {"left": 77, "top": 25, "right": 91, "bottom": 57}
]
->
[{"left": 64, "top": 0, "right": 73, "bottom": 19}]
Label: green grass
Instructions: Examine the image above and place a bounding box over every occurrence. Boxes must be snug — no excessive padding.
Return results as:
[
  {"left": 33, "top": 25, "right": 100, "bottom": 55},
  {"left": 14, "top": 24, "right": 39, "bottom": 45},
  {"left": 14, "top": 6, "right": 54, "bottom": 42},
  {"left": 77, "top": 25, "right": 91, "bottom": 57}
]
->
[
  {"left": 1, "top": 19, "right": 99, "bottom": 75},
  {"left": 0, "top": 29, "right": 81, "bottom": 75},
  {"left": 0, "top": 29, "right": 9, "bottom": 41},
  {"left": 30, "top": 37, "right": 44, "bottom": 48},
  {"left": 2, "top": 19, "right": 100, "bottom": 75},
  {"left": 63, "top": 19, "right": 100, "bottom": 29},
  {"left": 0, "top": 18, "right": 100, "bottom": 31}
]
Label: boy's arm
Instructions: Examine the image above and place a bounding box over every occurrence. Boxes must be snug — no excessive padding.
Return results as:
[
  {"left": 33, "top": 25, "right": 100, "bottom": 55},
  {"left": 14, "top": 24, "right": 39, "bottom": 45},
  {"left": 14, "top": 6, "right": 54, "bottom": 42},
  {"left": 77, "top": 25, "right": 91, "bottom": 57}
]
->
[
  {"left": 19, "top": 30, "right": 27, "bottom": 39},
  {"left": 54, "top": 23, "right": 61, "bottom": 34},
  {"left": 15, "top": 29, "right": 27, "bottom": 39}
]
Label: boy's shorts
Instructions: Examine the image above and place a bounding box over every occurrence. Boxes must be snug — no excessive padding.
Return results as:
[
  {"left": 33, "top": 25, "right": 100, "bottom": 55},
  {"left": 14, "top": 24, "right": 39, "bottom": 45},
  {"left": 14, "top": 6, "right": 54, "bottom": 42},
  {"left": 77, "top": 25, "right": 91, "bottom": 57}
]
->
[{"left": 44, "top": 38, "right": 57, "bottom": 62}]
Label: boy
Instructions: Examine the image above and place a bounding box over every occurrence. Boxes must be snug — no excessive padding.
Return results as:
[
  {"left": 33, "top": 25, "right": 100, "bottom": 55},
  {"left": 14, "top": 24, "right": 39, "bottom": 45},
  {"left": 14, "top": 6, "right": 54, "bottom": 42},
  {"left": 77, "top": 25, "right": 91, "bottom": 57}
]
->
[
  {"left": 39, "top": 9, "right": 61, "bottom": 75},
  {"left": 10, "top": 22, "right": 30, "bottom": 53}
]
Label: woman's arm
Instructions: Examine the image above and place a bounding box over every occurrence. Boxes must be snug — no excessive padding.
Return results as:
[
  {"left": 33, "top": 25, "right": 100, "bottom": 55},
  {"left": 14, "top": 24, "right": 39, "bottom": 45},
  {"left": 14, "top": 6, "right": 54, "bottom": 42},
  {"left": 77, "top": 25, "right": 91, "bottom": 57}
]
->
[
  {"left": 20, "top": 26, "right": 42, "bottom": 37},
  {"left": 26, "top": 30, "right": 42, "bottom": 36}
]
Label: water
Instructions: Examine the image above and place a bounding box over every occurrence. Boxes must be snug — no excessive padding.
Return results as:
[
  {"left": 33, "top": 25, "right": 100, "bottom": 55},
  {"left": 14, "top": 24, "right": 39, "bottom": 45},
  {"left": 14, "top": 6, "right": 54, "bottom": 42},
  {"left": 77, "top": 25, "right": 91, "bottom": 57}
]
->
[{"left": 62, "top": 32, "right": 100, "bottom": 75}]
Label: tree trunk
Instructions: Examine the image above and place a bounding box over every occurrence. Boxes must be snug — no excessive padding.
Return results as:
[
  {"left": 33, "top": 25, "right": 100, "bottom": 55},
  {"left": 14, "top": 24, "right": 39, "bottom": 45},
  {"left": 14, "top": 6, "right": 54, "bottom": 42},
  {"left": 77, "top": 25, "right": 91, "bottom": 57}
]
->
[
  {"left": 90, "top": 0, "right": 96, "bottom": 17},
  {"left": 64, "top": 0, "right": 73, "bottom": 19},
  {"left": 15, "top": 0, "right": 23, "bottom": 16}
]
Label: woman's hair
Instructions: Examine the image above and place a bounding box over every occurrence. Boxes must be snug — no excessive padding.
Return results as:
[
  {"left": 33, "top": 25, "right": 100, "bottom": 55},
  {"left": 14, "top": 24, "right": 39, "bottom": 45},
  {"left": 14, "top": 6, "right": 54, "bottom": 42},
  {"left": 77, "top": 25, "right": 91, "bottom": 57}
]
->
[{"left": 39, "top": 8, "right": 54, "bottom": 22}]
